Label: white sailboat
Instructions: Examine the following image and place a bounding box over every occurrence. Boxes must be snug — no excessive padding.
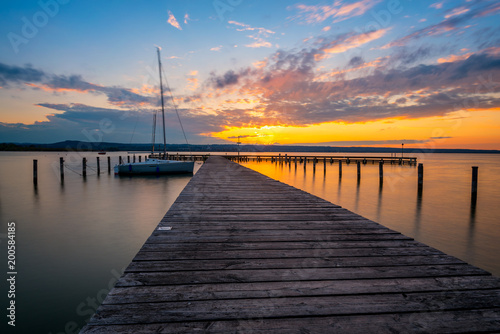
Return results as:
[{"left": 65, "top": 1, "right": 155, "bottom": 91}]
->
[{"left": 114, "top": 48, "right": 194, "bottom": 175}]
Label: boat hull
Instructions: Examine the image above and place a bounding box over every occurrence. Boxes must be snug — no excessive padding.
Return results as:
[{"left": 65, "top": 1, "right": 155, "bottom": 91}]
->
[{"left": 114, "top": 160, "right": 194, "bottom": 175}]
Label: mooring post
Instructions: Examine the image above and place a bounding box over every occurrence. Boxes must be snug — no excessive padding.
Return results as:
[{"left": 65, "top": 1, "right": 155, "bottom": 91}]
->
[
  {"left": 339, "top": 160, "right": 342, "bottom": 178},
  {"left": 119, "top": 156, "right": 122, "bottom": 164},
  {"left": 418, "top": 163, "right": 424, "bottom": 190},
  {"left": 304, "top": 157, "right": 306, "bottom": 171},
  {"left": 96, "top": 157, "right": 100, "bottom": 175},
  {"left": 139, "top": 156, "right": 142, "bottom": 162},
  {"left": 60, "top": 157, "right": 64, "bottom": 181},
  {"left": 313, "top": 157, "right": 316, "bottom": 171},
  {"left": 133, "top": 155, "right": 136, "bottom": 163},
  {"left": 82, "top": 158, "right": 87, "bottom": 177},
  {"left": 33, "top": 159, "right": 38, "bottom": 184},
  {"left": 324, "top": 157, "right": 326, "bottom": 174},
  {"left": 379, "top": 160, "right": 383, "bottom": 183},
  {"left": 107, "top": 156, "right": 111, "bottom": 173},
  {"left": 471, "top": 166, "right": 478, "bottom": 203},
  {"left": 357, "top": 161, "right": 361, "bottom": 179},
  {"left": 127, "top": 156, "right": 130, "bottom": 163}
]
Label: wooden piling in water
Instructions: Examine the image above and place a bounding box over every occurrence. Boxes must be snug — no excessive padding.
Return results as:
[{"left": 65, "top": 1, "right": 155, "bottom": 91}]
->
[
  {"left": 139, "top": 156, "right": 142, "bottom": 162},
  {"left": 471, "top": 166, "right": 478, "bottom": 203},
  {"left": 418, "top": 163, "right": 424, "bottom": 192},
  {"left": 96, "top": 157, "right": 100, "bottom": 175},
  {"left": 60, "top": 157, "right": 64, "bottom": 181},
  {"left": 127, "top": 156, "right": 130, "bottom": 163},
  {"left": 107, "top": 156, "right": 111, "bottom": 174},
  {"left": 338, "top": 160, "right": 342, "bottom": 178},
  {"left": 324, "top": 158, "right": 326, "bottom": 174},
  {"left": 379, "top": 160, "right": 383, "bottom": 183},
  {"left": 82, "top": 158, "right": 87, "bottom": 177},
  {"left": 33, "top": 159, "right": 38, "bottom": 184},
  {"left": 119, "top": 156, "right": 123, "bottom": 164},
  {"left": 357, "top": 161, "right": 361, "bottom": 179}
]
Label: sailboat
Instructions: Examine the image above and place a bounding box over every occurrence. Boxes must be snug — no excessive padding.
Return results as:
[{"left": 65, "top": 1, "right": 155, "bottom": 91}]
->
[{"left": 114, "top": 48, "right": 194, "bottom": 175}]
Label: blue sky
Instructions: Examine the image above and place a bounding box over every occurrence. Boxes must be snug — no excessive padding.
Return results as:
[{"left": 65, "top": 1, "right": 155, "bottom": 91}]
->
[{"left": 1, "top": 0, "right": 499, "bottom": 148}]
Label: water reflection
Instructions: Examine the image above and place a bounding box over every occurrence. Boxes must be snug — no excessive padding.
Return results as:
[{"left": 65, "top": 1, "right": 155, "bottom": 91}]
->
[
  {"left": 467, "top": 202, "right": 477, "bottom": 261},
  {"left": 376, "top": 181, "right": 383, "bottom": 221},
  {"left": 414, "top": 188, "right": 423, "bottom": 238}
]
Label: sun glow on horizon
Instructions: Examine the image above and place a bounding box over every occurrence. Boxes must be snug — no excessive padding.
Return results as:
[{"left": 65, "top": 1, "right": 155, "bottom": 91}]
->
[{"left": 210, "top": 109, "right": 500, "bottom": 149}]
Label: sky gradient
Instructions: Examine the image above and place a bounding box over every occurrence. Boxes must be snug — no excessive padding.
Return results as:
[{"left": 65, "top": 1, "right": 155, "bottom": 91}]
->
[{"left": 1, "top": 0, "right": 499, "bottom": 149}]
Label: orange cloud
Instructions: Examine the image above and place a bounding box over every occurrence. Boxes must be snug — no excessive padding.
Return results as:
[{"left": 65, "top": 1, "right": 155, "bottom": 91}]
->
[
  {"left": 437, "top": 52, "right": 473, "bottom": 63},
  {"left": 130, "top": 84, "right": 158, "bottom": 96},
  {"left": 444, "top": 6, "right": 470, "bottom": 19},
  {"left": 167, "top": 10, "right": 182, "bottom": 30},
  {"left": 293, "top": 0, "right": 381, "bottom": 24},
  {"left": 317, "top": 28, "right": 390, "bottom": 59},
  {"left": 25, "top": 82, "right": 94, "bottom": 93}
]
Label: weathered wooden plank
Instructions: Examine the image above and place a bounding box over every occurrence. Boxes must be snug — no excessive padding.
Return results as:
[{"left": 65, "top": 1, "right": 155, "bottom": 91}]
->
[
  {"left": 139, "top": 240, "right": 427, "bottom": 251},
  {"left": 147, "top": 228, "right": 400, "bottom": 237},
  {"left": 144, "top": 233, "right": 413, "bottom": 244},
  {"left": 132, "top": 247, "right": 444, "bottom": 261},
  {"left": 89, "top": 289, "right": 500, "bottom": 325},
  {"left": 116, "top": 264, "right": 488, "bottom": 287},
  {"left": 126, "top": 255, "right": 465, "bottom": 273},
  {"left": 80, "top": 308, "right": 500, "bottom": 334},
  {"left": 104, "top": 276, "right": 500, "bottom": 305},
  {"left": 156, "top": 220, "right": 387, "bottom": 230}
]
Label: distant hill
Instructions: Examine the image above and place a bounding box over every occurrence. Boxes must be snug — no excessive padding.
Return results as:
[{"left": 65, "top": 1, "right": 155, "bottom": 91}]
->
[{"left": 1, "top": 140, "right": 499, "bottom": 154}]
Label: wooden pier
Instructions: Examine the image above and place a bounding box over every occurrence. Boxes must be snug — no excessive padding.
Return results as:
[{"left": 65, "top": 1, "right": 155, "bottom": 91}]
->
[
  {"left": 149, "top": 153, "right": 418, "bottom": 166},
  {"left": 82, "top": 156, "right": 500, "bottom": 333}
]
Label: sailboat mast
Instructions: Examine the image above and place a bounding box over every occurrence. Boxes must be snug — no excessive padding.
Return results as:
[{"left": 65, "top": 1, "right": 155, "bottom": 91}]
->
[{"left": 157, "top": 47, "right": 167, "bottom": 158}]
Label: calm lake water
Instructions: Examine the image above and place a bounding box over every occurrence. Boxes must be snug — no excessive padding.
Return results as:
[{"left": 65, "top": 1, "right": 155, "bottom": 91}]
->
[{"left": 0, "top": 151, "right": 499, "bottom": 333}]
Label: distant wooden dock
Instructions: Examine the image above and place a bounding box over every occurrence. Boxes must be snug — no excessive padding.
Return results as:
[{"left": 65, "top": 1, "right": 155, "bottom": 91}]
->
[
  {"left": 82, "top": 156, "right": 500, "bottom": 333},
  {"left": 150, "top": 153, "right": 418, "bottom": 165}
]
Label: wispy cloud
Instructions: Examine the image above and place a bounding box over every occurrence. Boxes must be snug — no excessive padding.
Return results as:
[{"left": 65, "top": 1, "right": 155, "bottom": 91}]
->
[
  {"left": 316, "top": 28, "right": 390, "bottom": 60},
  {"left": 228, "top": 20, "right": 275, "bottom": 48},
  {"left": 167, "top": 10, "right": 182, "bottom": 30},
  {"left": 381, "top": 1, "right": 500, "bottom": 49},
  {"left": 430, "top": 2, "right": 444, "bottom": 10},
  {"left": 186, "top": 71, "right": 198, "bottom": 91},
  {"left": 289, "top": 0, "right": 381, "bottom": 24},
  {"left": 437, "top": 52, "right": 473, "bottom": 63}
]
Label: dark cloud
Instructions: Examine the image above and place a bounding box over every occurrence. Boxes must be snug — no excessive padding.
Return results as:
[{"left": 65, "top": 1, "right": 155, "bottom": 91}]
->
[
  {"left": 0, "top": 63, "right": 158, "bottom": 108},
  {"left": 348, "top": 56, "right": 364, "bottom": 68},
  {"left": 212, "top": 70, "right": 240, "bottom": 88},
  {"left": 0, "top": 63, "right": 46, "bottom": 87},
  {"left": 392, "top": 46, "right": 434, "bottom": 65},
  {"left": 45, "top": 74, "right": 98, "bottom": 91},
  {"left": 450, "top": 53, "right": 500, "bottom": 79}
]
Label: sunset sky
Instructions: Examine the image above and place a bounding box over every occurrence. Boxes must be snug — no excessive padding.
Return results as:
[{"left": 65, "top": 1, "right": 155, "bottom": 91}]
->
[{"left": 1, "top": 0, "right": 499, "bottom": 149}]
